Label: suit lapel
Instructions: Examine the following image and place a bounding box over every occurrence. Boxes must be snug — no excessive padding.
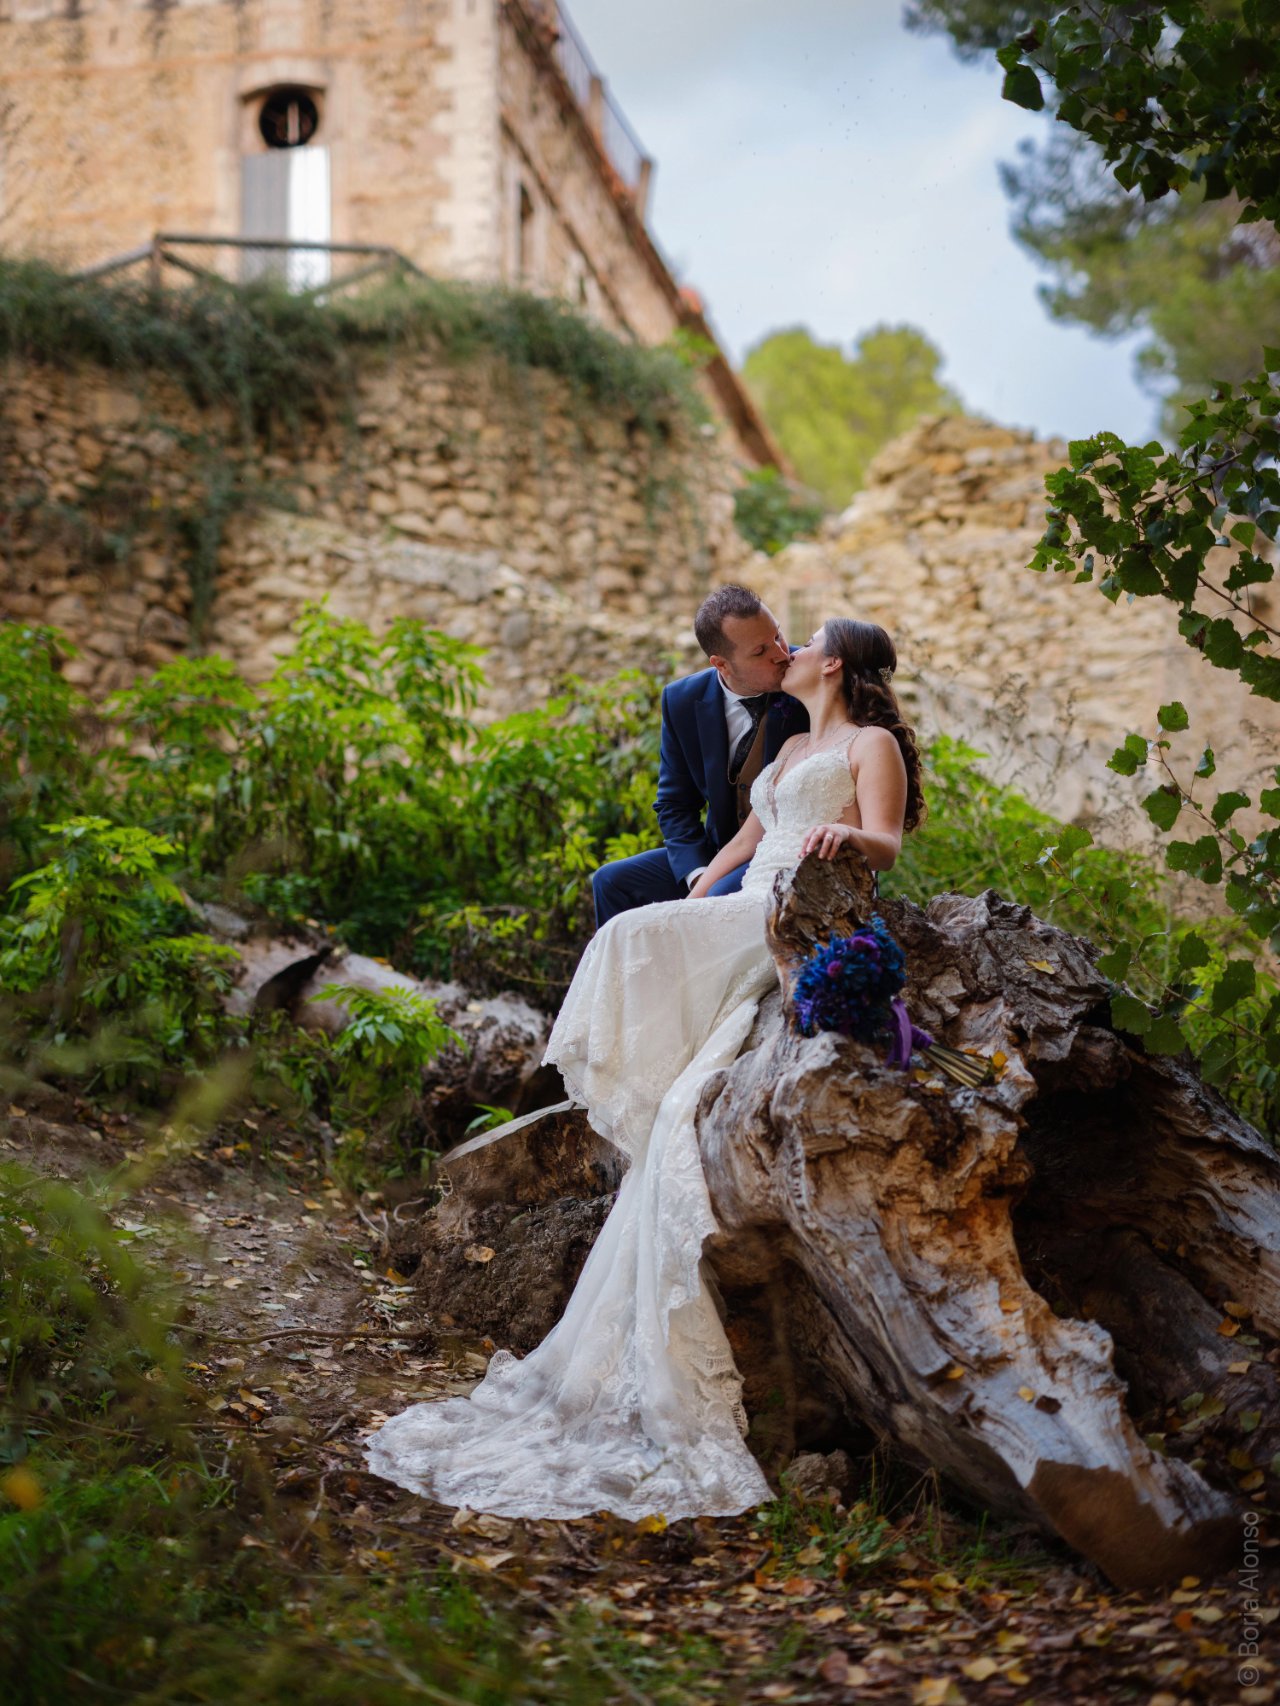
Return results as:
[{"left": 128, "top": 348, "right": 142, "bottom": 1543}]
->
[
  {"left": 764, "top": 693, "right": 804, "bottom": 761},
  {"left": 695, "top": 670, "right": 732, "bottom": 839}
]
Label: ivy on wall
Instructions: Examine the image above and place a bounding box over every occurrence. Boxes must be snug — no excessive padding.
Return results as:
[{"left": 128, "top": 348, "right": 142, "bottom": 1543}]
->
[{"left": 0, "top": 258, "right": 716, "bottom": 636}]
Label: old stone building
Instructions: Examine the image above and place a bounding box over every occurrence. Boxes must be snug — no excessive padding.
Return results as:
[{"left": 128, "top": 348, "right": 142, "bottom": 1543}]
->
[{"left": 0, "top": 0, "right": 776, "bottom": 465}]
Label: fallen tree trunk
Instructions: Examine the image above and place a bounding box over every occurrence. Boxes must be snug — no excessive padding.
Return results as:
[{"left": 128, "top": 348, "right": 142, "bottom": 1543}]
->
[
  {"left": 698, "top": 849, "right": 1278, "bottom": 1589},
  {"left": 205, "top": 906, "right": 555, "bottom": 1140},
  {"left": 411, "top": 852, "right": 1279, "bottom": 1589}
]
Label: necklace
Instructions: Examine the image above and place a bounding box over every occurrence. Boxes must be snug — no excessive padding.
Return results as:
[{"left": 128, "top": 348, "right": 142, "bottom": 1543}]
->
[{"left": 772, "top": 721, "right": 859, "bottom": 787}]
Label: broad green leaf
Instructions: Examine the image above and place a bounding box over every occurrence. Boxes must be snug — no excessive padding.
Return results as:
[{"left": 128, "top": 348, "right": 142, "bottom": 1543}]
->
[
  {"left": 1165, "top": 836, "right": 1223, "bottom": 884},
  {"left": 1211, "top": 790, "right": 1251, "bottom": 827},
  {"left": 1001, "top": 64, "right": 1045, "bottom": 109},
  {"left": 1157, "top": 701, "right": 1189, "bottom": 731},
  {"left": 1095, "top": 944, "right": 1132, "bottom": 980},
  {"left": 1198, "top": 1033, "right": 1238, "bottom": 1084},
  {"left": 1111, "top": 993, "right": 1152, "bottom": 1036},
  {"left": 1107, "top": 733, "right": 1150, "bottom": 776},
  {"left": 1211, "top": 958, "right": 1256, "bottom": 1015},
  {"left": 1144, "top": 1012, "right": 1187, "bottom": 1055},
  {"left": 1142, "top": 786, "right": 1182, "bottom": 831},
  {"left": 1177, "top": 931, "right": 1211, "bottom": 970}
]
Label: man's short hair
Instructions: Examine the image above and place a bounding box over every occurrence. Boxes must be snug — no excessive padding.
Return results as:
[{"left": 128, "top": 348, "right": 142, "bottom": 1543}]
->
[{"left": 694, "top": 584, "right": 762, "bottom": 658}]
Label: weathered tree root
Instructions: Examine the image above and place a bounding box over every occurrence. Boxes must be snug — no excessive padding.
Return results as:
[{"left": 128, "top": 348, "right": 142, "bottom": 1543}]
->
[
  {"left": 695, "top": 850, "right": 1278, "bottom": 1589},
  {"left": 409, "top": 852, "right": 1278, "bottom": 1587}
]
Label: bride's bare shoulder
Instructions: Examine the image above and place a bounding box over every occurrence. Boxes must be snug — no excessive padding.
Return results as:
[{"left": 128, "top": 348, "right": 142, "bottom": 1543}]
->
[{"left": 848, "top": 725, "right": 900, "bottom": 767}]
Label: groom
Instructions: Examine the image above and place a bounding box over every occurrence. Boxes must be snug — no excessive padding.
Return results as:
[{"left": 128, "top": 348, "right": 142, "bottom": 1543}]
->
[{"left": 591, "top": 584, "right": 809, "bottom": 926}]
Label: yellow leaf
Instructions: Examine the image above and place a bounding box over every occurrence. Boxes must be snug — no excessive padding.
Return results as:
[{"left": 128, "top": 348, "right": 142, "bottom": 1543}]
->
[
  {"left": 1026, "top": 959, "right": 1057, "bottom": 974},
  {"left": 1239, "top": 1470, "right": 1265, "bottom": 1492},
  {"left": 634, "top": 1513, "right": 667, "bottom": 1534},
  {"left": 1217, "top": 1317, "right": 1240, "bottom": 1337},
  {"left": 1223, "top": 1300, "right": 1251, "bottom": 1319},
  {"left": 991, "top": 1051, "right": 1007, "bottom": 1069},
  {"left": 811, "top": 1605, "right": 847, "bottom": 1624},
  {"left": 962, "top": 1656, "right": 1000, "bottom": 1681},
  {"left": 1, "top": 1466, "right": 43, "bottom": 1511},
  {"left": 913, "top": 1680, "right": 961, "bottom": 1706},
  {"left": 1017, "top": 1386, "right": 1036, "bottom": 1402},
  {"left": 1227, "top": 1360, "right": 1253, "bottom": 1374},
  {"left": 463, "top": 1245, "right": 496, "bottom": 1264},
  {"left": 1005, "top": 1667, "right": 1031, "bottom": 1685},
  {"left": 1193, "top": 1606, "right": 1225, "bottom": 1624},
  {"left": 945, "top": 1364, "right": 965, "bottom": 1380},
  {"left": 999, "top": 1297, "right": 1020, "bottom": 1313}
]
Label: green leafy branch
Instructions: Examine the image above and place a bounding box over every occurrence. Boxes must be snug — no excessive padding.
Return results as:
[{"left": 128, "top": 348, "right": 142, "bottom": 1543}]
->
[{"left": 999, "top": 1, "right": 1280, "bottom": 224}]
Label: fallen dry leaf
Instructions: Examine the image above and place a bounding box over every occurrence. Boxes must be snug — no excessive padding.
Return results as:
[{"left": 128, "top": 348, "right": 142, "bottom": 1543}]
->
[{"left": 962, "top": 1656, "right": 1000, "bottom": 1682}]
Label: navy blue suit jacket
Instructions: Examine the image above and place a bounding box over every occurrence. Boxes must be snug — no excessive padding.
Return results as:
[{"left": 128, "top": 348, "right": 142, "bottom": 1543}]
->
[{"left": 655, "top": 668, "right": 808, "bottom": 886}]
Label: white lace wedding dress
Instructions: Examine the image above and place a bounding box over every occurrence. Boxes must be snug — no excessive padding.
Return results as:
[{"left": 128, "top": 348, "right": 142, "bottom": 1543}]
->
[{"left": 365, "top": 740, "right": 860, "bottom": 1519}]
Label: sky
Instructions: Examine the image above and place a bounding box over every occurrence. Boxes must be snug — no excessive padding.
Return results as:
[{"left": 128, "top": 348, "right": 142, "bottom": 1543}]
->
[{"left": 564, "top": 0, "right": 1156, "bottom": 445}]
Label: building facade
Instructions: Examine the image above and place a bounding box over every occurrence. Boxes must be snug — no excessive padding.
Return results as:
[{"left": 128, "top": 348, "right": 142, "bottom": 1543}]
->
[{"left": 0, "top": 0, "right": 777, "bottom": 463}]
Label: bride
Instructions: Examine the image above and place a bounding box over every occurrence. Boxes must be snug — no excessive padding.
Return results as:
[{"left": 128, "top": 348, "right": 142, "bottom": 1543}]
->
[{"left": 366, "top": 618, "right": 925, "bottom": 1519}]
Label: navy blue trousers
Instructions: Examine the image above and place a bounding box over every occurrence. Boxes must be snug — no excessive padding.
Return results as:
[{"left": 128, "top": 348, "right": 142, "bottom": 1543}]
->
[{"left": 591, "top": 848, "right": 750, "bottom": 928}]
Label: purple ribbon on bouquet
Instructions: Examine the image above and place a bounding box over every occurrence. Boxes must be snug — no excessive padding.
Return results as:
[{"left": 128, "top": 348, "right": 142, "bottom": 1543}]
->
[
  {"left": 885, "top": 996, "right": 935, "bottom": 1070},
  {"left": 791, "top": 920, "right": 994, "bottom": 1086}
]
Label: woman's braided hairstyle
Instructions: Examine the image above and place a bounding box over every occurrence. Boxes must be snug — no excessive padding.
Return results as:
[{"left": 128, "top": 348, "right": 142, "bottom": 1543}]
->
[{"left": 822, "top": 618, "right": 926, "bottom": 833}]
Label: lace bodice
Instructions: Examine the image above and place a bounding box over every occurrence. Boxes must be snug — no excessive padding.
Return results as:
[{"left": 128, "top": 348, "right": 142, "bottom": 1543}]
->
[{"left": 742, "top": 739, "right": 859, "bottom": 895}]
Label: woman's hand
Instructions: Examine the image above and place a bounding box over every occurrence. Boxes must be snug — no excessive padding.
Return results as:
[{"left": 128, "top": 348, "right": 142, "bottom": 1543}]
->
[{"left": 801, "top": 821, "right": 857, "bottom": 861}]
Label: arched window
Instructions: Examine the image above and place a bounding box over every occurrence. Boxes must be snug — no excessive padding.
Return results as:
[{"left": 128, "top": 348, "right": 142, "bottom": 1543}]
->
[
  {"left": 241, "top": 85, "right": 329, "bottom": 289},
  {"left": 258, "top": 87, "right": 321, "bottom": 150}
]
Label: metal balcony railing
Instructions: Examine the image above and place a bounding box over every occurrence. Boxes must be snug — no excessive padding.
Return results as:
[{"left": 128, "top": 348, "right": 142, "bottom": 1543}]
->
[
  {"left": 550, "top": 1, "right": 649, "bottom": 199},
  {"left": 76, "top": 234, "right": 425, "bottom": 299}
]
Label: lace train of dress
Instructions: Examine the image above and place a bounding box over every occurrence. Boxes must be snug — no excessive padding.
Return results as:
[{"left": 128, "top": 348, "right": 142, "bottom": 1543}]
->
[{"left": 364, "top": 742, "right": 860, "bottom": 1519}]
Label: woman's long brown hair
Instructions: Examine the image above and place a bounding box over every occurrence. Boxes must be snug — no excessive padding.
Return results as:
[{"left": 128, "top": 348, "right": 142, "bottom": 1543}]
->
[{"left": 822, "top": 618, "right": 926, "bottom": 833}]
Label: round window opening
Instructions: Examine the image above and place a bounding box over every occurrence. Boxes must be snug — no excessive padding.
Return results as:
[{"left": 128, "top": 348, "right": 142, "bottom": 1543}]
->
[{"left": 259, "top": 87, "right": 320, "bottom": 149}]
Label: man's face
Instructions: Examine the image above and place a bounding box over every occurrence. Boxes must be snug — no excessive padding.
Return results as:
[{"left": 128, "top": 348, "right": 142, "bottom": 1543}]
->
[{"left": 711, "top": 606, "right": 791, "bottom": 696}]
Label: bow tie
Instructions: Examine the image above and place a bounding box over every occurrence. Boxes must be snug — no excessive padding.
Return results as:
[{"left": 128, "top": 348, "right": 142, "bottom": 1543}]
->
[{"left": 738, "top": 693, "right": 771, "bottom": 714}]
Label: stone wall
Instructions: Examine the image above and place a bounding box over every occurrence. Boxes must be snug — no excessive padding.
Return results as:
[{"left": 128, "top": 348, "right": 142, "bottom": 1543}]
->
[
  {"left": 757, "top": 414, "right": 1280, "bottom": 843},
  {"left": 0, "top": 347, "right": 748, "bottom": 708}
]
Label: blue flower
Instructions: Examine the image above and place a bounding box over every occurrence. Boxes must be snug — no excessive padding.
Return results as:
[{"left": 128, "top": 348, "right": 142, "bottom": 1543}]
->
[{"left": 790, "top": 916, "right": 907, "bottom": 1044}]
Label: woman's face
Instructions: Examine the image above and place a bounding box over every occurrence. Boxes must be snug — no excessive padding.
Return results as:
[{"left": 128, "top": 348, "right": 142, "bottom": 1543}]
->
[{"left": 781, "top": 625, "right": 828, "bottom": 691}]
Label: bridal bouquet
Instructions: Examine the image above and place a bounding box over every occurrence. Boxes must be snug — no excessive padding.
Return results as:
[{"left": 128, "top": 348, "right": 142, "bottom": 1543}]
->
[{"left": 790, "top": 916, "right": 993, "bottom": 1086}]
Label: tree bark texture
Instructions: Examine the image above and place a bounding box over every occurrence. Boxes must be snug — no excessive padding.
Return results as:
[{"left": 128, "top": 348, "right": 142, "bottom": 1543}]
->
[
  {"left": 694, "top": 849, "right": 1278, "bottom": 1589},
  {"left": 391, "top": 853, "right": 1280, "bottom": 1588}
]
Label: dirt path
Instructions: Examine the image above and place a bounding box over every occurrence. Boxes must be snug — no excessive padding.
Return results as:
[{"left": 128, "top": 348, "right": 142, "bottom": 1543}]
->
[{"left": 5, "top": 1089, "right": 1276, "bottom": 1705}]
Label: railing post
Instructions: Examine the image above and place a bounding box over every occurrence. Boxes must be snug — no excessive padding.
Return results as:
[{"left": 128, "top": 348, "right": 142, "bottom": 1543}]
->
[
  {"left": 148, "top": 237, "right": 162, "bottom": 293},
  {"left": 634, "top": 157, "right": 653, "bottom": 221},
  {"left": 587, "top": 73, "right": 604, "bottom": 137}
]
